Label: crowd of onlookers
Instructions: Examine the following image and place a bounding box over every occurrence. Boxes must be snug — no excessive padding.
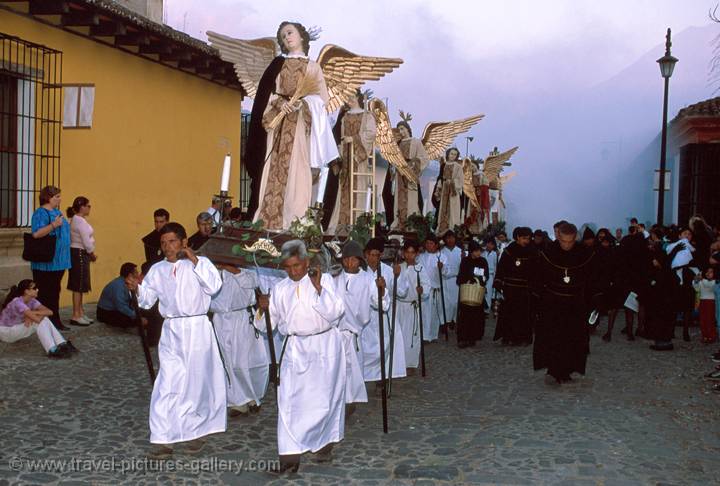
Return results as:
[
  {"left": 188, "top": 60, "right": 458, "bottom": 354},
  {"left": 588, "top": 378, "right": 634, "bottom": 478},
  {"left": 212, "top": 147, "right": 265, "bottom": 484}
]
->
[{"left": 0, "top": 188, "right": 243, "bottom": 359}]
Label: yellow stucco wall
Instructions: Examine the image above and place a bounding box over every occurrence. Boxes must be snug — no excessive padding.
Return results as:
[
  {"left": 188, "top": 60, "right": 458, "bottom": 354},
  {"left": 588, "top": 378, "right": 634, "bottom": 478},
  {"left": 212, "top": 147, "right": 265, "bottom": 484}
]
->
[{"left": 2, "top": 9, "right": 242, "bottom": 306}]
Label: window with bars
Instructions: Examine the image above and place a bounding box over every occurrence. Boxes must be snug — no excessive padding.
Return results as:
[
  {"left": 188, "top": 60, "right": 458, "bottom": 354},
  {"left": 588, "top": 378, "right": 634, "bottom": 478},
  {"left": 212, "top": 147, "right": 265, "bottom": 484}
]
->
[
  {"left": 0, "top": 33, "right": 62, "bottom": 228},
  {"left": 239, "top": 111, "right": 251, "bottom": 211}
]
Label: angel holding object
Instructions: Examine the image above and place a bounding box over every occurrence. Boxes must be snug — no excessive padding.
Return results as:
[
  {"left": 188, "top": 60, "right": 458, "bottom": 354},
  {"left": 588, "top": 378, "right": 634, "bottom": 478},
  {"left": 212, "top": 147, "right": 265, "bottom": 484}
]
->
[
  {"left": 326, "top": 89, "right": 377, "bottom": 234},
  {"left": 435, "top": 147, "right": 464, "bottom": 235},
  {"left": 209, "top": 23, "right": 402, "bottom": 231},
  {"left": 463, "top": 146, "right": 518, "bottom": 234},
  {"left": 371, "top": 105, "right": 483, "bottom": 231}
]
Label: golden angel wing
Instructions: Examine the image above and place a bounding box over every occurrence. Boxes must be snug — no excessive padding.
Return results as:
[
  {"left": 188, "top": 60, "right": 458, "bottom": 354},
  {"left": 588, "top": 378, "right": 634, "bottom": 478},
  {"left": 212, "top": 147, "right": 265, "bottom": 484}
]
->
[
  {"left": 317, "top": 45, "right": 403, "bottom": 113},
  {"left": 483, "top": 146, "right": 519, "bottom": 184},
  {"left": 499, "top": 170, "right": 518, "bottom": 186},
  {"left": 420, "top": 114, "right": 484, "bottom": 161},
  {"left": 463, "top": 158, "right": 480, "bottom": 209},
  {"left": 207, "top": 31, "right": 278, "bottom": 99},
  {"left": 369, "top": 98, "right": 418, "bottom": 183}
]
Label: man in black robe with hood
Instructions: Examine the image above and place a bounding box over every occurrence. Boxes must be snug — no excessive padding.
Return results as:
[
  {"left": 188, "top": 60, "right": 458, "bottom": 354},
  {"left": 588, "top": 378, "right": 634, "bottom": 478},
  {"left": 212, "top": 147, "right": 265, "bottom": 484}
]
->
[
  {"left": 532, "top": 222, "right": 597, "bottom": 385},
  {"left": 493, "top": 226, "right": 537, "bottom": 346}
]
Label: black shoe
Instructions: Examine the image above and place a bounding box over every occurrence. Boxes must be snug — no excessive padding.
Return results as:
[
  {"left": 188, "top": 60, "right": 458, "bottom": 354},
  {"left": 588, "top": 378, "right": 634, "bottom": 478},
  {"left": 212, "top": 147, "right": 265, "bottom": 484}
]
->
[
  {"left": 683, "top": 331, "right": 691, "bottom": 342},
  {"left": 602, "top": 332, "right": 611, "bottom": 342},
  {"left": 48, "top": 347, "right": 70, "bottom": 359},
  {"left": 69, "top": 319, "right": 90, "bottom": 327},
  {"left": 56, "top": 323, "right": 71, "bottom": 331},
  {"left": 62, "top": 340, "right": 79, "bottom": 353},
  {"left": 271, "top": 460, "right": 299, "bottom": 475}
]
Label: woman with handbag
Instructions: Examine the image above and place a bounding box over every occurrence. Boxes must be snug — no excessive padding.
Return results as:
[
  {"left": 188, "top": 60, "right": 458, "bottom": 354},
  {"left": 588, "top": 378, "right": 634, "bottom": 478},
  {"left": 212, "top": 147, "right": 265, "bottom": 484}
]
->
[
  {"left": 30, "top": 185, "right": 72, "bottom": 331},
  {"left": 67, "top": 196, "right": 96, "bottom": 326},
  {"left": 456, "top": 240, "right": 489, "bottom": 348}
]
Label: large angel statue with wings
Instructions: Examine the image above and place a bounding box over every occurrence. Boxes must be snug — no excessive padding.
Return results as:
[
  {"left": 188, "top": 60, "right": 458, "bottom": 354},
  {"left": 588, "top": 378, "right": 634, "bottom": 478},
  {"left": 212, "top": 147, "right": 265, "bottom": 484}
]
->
[
  {"left": 209, "top": 22, "right": 402, "bottom": 231},
  {"left": 371, "top": 104, "right": 483, "bottom": 231},
  {"left": 463, "top": 146, "right": 518, "bottom": 233}
]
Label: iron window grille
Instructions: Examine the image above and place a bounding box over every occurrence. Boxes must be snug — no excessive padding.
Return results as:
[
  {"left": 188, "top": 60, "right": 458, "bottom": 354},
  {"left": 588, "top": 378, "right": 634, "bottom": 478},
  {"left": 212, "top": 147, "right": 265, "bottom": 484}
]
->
[
  {"left": 0, "top": 32, "right": 62, "bottom": 228},
  {"left": 239, "top": 111, "right": 251, "bottom": 212}
]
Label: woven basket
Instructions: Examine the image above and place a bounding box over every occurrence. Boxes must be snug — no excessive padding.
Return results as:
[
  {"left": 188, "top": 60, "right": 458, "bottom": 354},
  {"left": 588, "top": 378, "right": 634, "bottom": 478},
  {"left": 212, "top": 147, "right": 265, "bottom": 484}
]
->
[{"left": 460, "top": 278, "right": 485, "bottom": 306}]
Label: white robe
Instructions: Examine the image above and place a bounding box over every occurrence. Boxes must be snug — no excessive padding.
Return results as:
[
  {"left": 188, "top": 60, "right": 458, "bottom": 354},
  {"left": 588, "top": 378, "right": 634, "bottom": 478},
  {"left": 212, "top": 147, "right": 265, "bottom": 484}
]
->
[
  {"left": 482, "top": 250, "right": 499, "bottom": 308},
  {"left": 440, "top": 246, "right": 462, "bottom": 323},
  {"left": 210, "top": 270, "right": 269, "bottom": 408},
  {"left": 396, "top": 263, "right": 430, "bottom": 368},
  {"left": 362, "top": 263, "right": 408, "bottom": 380},
  {"left": 333, "top": 270, "right": 373, "bottom": 404},
  {"left": 417, "top": 251, "right": 450, "bottom": 341},
  {"left": 268, "top": 273, "right": 346, "bottom": 455},
  {"left": 255, "top": 267, "right": 288, "bottom": 369},
  {"left": 137, "top": 257, "right": 226, "bottom": 445}
]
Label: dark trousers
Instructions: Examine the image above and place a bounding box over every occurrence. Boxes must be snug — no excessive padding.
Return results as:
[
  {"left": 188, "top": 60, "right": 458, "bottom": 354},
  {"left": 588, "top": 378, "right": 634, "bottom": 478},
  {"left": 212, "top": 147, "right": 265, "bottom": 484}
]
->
[
  {"left": 140, "top": 304, "right": 163, "bottom": 346},
  {"left": 32, "top": 269, "right": 65, "bottom": 329},
  {"left": 97, "top": 306, "right": 162, "bottom": 346},
  {"left": 96, "top": 307, "right": 135, "bottom": 328}
]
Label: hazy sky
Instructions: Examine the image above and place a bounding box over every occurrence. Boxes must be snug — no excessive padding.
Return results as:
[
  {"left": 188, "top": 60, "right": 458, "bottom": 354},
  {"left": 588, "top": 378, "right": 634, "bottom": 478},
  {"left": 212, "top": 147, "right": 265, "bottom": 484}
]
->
[{"left": 165, "top": 0, "right": 718, "bottom": 230}]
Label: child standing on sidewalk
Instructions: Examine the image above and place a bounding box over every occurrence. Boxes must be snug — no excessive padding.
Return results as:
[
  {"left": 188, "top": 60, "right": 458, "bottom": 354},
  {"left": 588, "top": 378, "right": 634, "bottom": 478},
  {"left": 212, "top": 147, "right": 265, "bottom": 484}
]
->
[{"left": 694, "top": 267, "right": 717, "bottom": 343}]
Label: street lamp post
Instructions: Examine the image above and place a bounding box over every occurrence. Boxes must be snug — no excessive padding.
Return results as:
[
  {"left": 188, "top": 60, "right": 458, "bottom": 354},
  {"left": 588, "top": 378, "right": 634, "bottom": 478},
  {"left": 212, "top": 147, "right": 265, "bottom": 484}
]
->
[
  {"left": 656, "top": 28, "right": 678, "bottom": 226},
  {"left": 465, "top": 136, "right": 474, "bottom": 157}
]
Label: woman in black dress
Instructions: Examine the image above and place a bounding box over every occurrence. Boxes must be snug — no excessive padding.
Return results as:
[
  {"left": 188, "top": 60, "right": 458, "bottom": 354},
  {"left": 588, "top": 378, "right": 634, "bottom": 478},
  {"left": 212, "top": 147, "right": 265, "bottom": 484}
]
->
[{"left": 456, "top": 240, "right": 489, "bottom": 348}]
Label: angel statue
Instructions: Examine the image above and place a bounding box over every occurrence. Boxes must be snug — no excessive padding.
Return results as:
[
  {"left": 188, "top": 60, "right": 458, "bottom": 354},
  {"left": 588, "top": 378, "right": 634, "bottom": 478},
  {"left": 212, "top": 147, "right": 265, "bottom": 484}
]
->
[
  {"left": 463, "top": 146, "right": 518, "bottom": 233},
  {"left": 372, "top": 105, "right": 483, "bottom": 230},
  {"left": 208, "top": 23, "right": 402, "bottom": 231},
  {"left": 435, "top": 147, "right": 464, "bottom": 235},
  {"left": 326, "top": 89, "right": 377, "bottom": 234}
]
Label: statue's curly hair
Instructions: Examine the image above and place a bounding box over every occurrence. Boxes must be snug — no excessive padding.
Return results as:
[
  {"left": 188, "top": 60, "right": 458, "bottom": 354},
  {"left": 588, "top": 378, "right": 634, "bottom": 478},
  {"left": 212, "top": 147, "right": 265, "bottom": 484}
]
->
[{"left": 276, "top": 21, "right": 311, "bottom": 55}]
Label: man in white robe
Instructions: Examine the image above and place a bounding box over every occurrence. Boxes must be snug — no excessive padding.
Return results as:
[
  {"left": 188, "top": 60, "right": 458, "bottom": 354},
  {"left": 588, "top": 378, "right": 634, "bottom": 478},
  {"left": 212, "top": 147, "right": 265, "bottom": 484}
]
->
[
  {"left": 362, "top": 238, "right": 407, "bottom": 382},
  {"left": 210, "top": 265, "right": 269, "bottom": 416},
  {"left": 333, "top": 240, "right": 373, "bottom": 409},
  {"left": 440, "top": 231, "right": 462, "bottom": 328},
  {"left": 417, "top": 235, "right": 449, "bottom": 342},
  {"left": 259, "top": 239, "right": 346, "bottom": 473},
  {"left": 133, "top": 223, "right": 225, "bottom": 458},
  {"left": 396, "top": 240, "right": 430, "bottom": 372}
]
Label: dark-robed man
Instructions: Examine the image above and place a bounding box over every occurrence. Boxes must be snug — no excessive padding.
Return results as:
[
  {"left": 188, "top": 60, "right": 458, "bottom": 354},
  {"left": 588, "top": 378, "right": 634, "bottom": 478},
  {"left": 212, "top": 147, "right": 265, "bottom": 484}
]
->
[
  {"left": 493, "top": 226, "right": 537, "bottom": 346},
  {"left": 141, "top": 208, "right": 170, "bottom": 267},
  {"left": 532, "top": 223, "right": 597, "bottom": 385}
]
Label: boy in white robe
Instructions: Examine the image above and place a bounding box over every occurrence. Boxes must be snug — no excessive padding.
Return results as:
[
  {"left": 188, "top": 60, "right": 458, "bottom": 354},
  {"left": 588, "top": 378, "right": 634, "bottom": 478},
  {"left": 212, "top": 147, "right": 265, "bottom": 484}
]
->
[
  {"left": 333, "top": 241, "right": 373, "bottom": 409},
  {"left": 258, "top": 239, "right": 346, "bottom": 473},
  {"left": 440, "top": 231, "right": 462, "bottom": 327},
  {"left": 362, "top": 238, "right": 407, "bottom": 381},
  {"left": 210, "top": 265, "right": 269, "bottom": 416},
  {"left": 396, "top": 240, "right": 431, "bottom": 372},
  {"left": 133, "top": 223, "right": 225, "bottom": 458},
  {"left": 482, "top": 239, "right": 500, "bottom": 311},
  {"left": 417, "top": 235, "right": 449, "bottom": 342}
]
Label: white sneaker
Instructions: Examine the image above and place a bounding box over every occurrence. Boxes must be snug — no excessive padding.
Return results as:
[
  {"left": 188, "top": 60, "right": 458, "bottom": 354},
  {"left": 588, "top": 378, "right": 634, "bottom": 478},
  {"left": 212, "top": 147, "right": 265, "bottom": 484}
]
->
[{"left": 77, "top": 315, "right": 93, "bottom": 325}]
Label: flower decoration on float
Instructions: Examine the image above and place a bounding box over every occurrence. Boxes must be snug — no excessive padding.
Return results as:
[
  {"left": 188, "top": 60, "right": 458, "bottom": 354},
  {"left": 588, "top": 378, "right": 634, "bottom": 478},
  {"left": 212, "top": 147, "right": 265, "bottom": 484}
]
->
[{"left": 288, "top": 209, "right": 324, "bottom": 251}]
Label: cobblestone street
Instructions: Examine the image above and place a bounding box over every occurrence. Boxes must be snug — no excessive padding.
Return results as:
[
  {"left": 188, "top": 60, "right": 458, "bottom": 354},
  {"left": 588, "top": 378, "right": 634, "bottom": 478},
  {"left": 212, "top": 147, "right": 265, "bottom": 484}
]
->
[{"left": 1, "top": 308, "right": 719, "bottom": 485}]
